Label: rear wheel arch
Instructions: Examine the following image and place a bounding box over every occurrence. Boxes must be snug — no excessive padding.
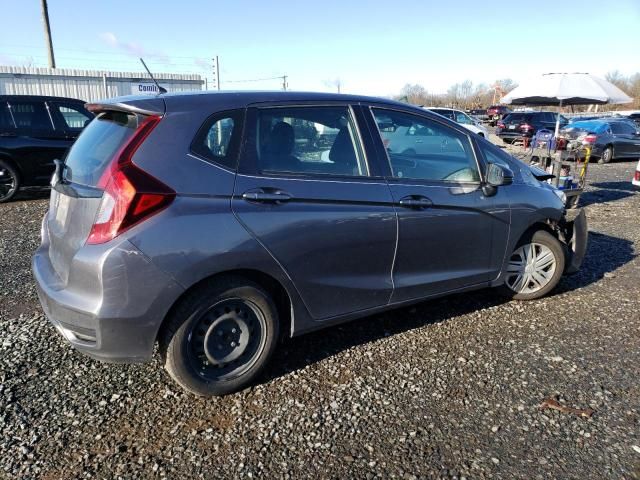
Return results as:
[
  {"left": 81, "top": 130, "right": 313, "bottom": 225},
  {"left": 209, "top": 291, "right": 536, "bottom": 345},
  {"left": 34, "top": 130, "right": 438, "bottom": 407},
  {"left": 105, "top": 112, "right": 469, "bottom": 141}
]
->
[
  {"left": 0, "top": 154, "right": 22, "bottom": 179},
  {"left": 157, "top": 269, "right": 293, "bottom": 346}
]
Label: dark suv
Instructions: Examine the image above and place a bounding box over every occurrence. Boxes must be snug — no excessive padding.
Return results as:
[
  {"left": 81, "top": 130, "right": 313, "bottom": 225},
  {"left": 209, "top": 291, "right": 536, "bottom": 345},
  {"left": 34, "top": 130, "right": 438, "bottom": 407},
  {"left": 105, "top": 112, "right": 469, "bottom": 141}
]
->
[
  {"left": 0, "top": 95, "right": 93, "bottom": 202},
  {"left": 32, "top": 91, "right": 587, "bottom": 396},
  {"left": 496, "top": 111, "right": 569, "bottom": 144}
]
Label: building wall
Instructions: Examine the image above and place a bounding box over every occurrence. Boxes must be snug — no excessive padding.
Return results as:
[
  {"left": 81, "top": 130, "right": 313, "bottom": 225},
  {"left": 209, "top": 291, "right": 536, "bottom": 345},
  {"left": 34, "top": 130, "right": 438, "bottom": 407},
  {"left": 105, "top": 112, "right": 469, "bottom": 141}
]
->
[{"left": 0, "top": 66, "right": 203, "bottom": 102}]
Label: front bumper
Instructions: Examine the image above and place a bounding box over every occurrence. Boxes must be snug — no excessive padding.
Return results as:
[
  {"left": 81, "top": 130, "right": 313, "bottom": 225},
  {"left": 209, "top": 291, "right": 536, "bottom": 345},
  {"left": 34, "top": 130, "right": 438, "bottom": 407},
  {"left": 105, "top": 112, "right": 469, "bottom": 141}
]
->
[
  {"left": 32, "top": 224, "right": 184, "bottom": 363},
  {"left": 562, "top": 208, "right": 588, "bottom": 275}
]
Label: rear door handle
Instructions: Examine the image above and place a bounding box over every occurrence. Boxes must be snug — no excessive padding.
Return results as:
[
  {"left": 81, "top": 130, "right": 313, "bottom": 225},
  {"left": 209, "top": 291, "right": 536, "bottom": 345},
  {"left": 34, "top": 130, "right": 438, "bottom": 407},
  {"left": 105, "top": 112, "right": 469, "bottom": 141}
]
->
[
  {"left": 398, "top": 196, "right": 432, "bottom": 209},
  {"left": 242, "top": 189, "right": 292, "bottom": 203}
]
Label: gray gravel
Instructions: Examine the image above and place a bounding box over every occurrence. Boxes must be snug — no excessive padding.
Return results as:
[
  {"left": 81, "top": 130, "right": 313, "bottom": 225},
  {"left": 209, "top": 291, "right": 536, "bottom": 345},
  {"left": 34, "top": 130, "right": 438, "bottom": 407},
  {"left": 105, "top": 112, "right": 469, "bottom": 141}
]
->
[{"left": 1, "top": 164, "right": 639, "bottom": 479}]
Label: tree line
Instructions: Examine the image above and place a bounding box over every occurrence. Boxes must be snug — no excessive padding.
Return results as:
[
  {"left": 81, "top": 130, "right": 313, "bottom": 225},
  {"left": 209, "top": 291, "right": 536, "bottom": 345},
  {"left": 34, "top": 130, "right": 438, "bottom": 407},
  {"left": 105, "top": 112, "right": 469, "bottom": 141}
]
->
[{"left": 395, "top": 72, "right": 640, "bottom": 111}]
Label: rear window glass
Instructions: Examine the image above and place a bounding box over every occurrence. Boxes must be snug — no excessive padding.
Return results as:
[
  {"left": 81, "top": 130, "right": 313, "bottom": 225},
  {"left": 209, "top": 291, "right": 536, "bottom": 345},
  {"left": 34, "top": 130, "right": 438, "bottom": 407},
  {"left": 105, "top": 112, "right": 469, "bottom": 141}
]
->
[
  {"left": 63, "top": 111, "right": 137, "bottom": 186},
  {"left": 504, "top": 113, "right": 532, "bottom": 123},
  {"left": 191, "top": 109, "right": 244, "bottom": 170}
]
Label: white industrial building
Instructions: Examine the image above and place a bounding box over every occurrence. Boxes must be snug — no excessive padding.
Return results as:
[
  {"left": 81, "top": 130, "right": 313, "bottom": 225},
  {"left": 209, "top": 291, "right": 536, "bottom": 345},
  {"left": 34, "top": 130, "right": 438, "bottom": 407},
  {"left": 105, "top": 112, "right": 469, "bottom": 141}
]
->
[{"left": 0, "top": 66, "right": 204, "bottom": 102}]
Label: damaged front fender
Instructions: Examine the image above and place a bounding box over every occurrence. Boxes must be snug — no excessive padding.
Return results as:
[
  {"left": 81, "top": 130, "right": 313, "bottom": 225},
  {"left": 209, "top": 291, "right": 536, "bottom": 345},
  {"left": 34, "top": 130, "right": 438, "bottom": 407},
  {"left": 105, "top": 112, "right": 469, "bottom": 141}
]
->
[{"left": 559, "top": 208, "right": 588, "bottom": 275}]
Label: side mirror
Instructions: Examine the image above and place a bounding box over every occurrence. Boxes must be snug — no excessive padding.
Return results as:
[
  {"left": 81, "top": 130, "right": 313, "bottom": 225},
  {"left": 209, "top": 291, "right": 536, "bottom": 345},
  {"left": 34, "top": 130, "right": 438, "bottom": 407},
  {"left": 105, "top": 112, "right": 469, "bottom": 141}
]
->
[{"left": 485, "top": 163, "right": 513, "bottom": 187}]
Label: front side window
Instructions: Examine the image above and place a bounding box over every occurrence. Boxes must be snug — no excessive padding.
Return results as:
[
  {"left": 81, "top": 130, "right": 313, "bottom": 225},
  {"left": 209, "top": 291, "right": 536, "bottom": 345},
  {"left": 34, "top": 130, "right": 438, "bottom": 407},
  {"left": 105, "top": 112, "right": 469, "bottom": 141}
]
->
[
  {"left": 455, "top": 111, "right": 473, "bottom": 124},
  {"left": 372, "top": 108, "right": 480, "bottom": 182},
  {"left": 191, "top": 110, "right": 243, "bottom": 170},
  {"left": 8, "top": 101, "right": 54, "bottom": 133},
  {"left": 256, "top": 106, "right": 368, "bottom": 177}
]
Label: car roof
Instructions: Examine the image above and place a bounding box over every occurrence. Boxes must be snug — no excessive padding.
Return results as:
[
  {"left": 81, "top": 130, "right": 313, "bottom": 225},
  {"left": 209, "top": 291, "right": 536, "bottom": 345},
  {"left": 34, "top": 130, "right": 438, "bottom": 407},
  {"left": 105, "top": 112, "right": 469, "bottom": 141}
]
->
[
  {"left": 0, "top": 94, "right": 86, "bottom": 102},
  {"left": 113, "top": 90, "right": 409, "bottom": 108},
  {"left": 426, "top": 107, "right": 462, "bottom": 112}
]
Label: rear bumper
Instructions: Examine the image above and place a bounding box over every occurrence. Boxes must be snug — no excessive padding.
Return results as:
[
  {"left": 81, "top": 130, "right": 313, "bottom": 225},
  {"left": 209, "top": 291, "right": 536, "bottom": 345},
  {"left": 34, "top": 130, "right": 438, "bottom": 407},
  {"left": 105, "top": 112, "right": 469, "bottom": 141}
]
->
[
  {"left": 497, "top": 131, "right": 533, "bottom": 140},
  {"left": 563, "top": 208, "right": 588, "bottom": 275},
  {"left": 32, "top": 220, "right": 184, "bottom": 363}
]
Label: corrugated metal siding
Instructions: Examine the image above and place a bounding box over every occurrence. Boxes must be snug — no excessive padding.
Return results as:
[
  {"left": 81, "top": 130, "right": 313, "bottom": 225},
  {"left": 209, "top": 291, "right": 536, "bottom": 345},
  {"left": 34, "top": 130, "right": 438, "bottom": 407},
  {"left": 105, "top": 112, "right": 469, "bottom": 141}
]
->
[{"left": 0, "top": 66, "right": 203, "bottom": 102}]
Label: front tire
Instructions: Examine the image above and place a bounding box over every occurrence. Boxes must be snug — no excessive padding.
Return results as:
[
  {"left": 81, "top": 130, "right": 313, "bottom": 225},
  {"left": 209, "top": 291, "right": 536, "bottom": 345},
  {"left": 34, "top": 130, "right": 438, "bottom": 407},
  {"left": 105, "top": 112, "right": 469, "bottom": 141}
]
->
[
  {"left": 498, "top": 230, "right": 565, "bottom": 300},
  {"left": 160, "top": 277, "right": 279, "bottom": 396},
  {"left": 0, "top": 159, "right": 20, "bottom": 203},
  {"left": 599, "top": 146, "right": 612, "bottom": 164}
]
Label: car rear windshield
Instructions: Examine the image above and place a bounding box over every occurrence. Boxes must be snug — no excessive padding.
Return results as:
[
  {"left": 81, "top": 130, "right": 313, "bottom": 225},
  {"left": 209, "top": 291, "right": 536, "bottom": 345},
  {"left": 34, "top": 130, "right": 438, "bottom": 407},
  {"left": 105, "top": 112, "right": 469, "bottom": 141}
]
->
[
  {"left": 503, "top": 113, "right": 532, "bottom": 123},
  {"left": 63, "top": 111, "right": 137, "bottom": 186}
]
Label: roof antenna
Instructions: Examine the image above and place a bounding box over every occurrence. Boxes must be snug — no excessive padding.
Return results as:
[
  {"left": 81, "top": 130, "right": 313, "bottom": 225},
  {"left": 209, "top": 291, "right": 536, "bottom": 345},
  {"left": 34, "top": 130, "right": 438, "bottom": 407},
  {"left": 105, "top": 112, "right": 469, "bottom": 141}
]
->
[{"left": 139, "top": 58, "right": 167, "bottom": 94}]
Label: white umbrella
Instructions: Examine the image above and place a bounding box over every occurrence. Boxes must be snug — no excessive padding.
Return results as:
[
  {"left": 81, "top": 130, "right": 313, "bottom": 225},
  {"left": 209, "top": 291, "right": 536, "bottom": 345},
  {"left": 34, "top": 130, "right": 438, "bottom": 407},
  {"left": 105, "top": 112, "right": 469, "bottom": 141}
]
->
[{"left": 501, "top": 72, "right": 633, "bottom": 137}]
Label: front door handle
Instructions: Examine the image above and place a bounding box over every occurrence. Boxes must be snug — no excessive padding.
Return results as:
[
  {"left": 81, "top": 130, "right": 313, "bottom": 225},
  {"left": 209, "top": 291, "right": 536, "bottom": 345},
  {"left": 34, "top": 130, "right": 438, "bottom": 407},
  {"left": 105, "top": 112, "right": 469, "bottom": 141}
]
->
[
  {"left": 398, "top": 196, "right": 433, "bottom": 209},
  {"left": 242, "top": 189, "right": 292, "bottom": 203}
]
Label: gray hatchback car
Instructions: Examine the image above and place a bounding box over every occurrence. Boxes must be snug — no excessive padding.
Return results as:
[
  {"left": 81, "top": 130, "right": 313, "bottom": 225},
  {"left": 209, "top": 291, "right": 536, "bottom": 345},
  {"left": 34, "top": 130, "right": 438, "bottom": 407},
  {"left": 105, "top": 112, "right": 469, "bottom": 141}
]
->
[{"left": 33, "top": 91, "right": 587, "bottom": 396}]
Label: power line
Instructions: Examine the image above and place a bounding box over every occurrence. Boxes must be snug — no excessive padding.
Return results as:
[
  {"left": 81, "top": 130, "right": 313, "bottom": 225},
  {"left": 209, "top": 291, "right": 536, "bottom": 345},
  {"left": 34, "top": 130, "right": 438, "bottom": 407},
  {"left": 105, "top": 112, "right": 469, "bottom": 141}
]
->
[{"left": 224, "top": 75, "right": 287, "bottom": 84}]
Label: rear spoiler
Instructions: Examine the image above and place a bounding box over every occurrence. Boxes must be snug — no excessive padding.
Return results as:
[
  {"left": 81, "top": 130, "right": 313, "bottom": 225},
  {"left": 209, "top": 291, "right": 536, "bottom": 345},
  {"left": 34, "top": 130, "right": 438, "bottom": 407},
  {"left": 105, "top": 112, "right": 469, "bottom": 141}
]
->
[{"left": 85, "top": 100, "right": 164, "bottom": 117}]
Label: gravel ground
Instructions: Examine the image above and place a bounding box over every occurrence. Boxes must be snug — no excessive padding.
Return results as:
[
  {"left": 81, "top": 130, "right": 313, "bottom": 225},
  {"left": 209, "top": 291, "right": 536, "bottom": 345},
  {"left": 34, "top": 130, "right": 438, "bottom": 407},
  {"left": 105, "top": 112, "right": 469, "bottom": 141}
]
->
[{"left": 1, "top": 162, "right": 639, "bottom": 479}]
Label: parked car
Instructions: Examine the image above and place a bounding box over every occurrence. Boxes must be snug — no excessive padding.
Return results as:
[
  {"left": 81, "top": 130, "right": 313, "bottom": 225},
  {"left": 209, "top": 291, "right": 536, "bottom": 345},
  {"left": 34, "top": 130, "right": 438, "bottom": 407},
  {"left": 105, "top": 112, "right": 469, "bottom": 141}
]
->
[
  {"left": 561, "top": 119, "right": 640, "bottom": 163},
  {"left": 486, "top": 105, "right": 512, "bottom": 126},
  {"left": 627, "top": 112, "right": 640, "bottom": 128},
  {"left": 632, "top": 159, "right": 640, "bottom": 188},
  {"left": 496, "top": 111, "right": 569, "bottom": 144},
  {"left": 467, "top": 108, "right": 488, "bottom": 122},
  {"left": 426, "top": 107, "right": 489, "bottom": 138},
  {"left": 0, "top": 95, "right": 93, "bottom": 202},
  {"left": 32, "top": 91, "right": 587, "bottom": 397}
]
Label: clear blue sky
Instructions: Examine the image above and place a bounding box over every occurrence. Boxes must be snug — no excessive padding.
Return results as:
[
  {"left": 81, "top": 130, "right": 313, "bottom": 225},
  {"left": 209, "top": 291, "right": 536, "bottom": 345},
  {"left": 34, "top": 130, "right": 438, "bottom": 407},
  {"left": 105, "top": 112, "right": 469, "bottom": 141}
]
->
[{"left": 1, "top": 0, "right": 638, "bottom": 96}]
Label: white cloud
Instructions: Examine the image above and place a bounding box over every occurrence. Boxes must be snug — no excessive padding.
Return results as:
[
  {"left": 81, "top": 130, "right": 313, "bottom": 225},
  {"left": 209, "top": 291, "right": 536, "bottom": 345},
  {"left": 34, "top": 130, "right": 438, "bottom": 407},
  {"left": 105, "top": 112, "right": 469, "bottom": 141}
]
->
[{"left": 98, "top": 32, "right": 170, "bottom": 64}]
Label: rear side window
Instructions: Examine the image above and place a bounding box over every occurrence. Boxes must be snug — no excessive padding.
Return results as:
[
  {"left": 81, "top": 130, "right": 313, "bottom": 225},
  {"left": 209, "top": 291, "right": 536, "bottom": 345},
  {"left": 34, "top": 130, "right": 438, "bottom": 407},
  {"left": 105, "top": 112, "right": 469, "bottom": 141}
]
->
[
  {"left": 191, "top": 109, "right": 244, "bottom": 170},
  {"left": 255, "top": 106, "right": 368, "bottom": 177},
  {"left": 63, "top": 111, "right": 137, "bottom": 186},
  {"left": 8, "top": 101, "right": 54, "bottom": 132},
  {"left": 51, "top": 102, "right": 93, "bottom": 130}
]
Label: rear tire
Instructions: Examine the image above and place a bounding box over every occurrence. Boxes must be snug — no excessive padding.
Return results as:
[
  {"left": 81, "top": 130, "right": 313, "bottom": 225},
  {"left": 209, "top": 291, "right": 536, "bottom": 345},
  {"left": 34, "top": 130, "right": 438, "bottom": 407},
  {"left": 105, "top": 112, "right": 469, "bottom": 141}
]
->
[
  {"left": 160, "top": 276, "right": 279, "bottom": 397},
  {"left": 497, "top": 230, "right": 565, "bottom": 301},
  {"left": 0, "top": 159, "right": 20, "bottom": 203},
  {"left": 599, "top": 146, "right": 612, "bottom": 164}
]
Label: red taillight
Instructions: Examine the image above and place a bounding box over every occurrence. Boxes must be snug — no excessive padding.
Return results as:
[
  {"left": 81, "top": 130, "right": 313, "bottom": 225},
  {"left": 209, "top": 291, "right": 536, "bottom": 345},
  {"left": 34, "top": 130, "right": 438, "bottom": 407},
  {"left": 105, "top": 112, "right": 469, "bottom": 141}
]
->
[
  {"left": 497, "top": 121, "right": 505, "bottom": 129},
  {"left": 87, "top": 115, "right": 175, "bottom": 245},
  {"left": 635, "top": 170, "right": 640, "bottom": 181},
  {"left": 583, "top": 134, "right": 597, "bottom": 144},
  {"left": 521, "top": 123, "right": 534, "bottom": 131}
]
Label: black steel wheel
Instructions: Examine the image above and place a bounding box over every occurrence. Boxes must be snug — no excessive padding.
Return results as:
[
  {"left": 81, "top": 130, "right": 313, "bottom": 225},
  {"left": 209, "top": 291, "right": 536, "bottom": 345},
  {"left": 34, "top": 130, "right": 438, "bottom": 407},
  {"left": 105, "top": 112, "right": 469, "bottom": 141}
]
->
[
  {"left": 186, "top": 298, "right": 267, "bottom": 382},
  {"left": 0, "top": 159, "right": 19, "bottom": 203},
  {"left": 160, "top": 276, "right": 279, "bottom": 397}
]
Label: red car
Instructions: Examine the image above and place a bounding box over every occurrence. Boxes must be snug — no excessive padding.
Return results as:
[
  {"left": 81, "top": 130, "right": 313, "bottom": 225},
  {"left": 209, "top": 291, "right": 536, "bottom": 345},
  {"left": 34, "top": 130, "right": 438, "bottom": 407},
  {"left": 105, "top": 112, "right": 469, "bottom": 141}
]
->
[{"left": 486, "top": 105, "right": 512, "bottom": 126}]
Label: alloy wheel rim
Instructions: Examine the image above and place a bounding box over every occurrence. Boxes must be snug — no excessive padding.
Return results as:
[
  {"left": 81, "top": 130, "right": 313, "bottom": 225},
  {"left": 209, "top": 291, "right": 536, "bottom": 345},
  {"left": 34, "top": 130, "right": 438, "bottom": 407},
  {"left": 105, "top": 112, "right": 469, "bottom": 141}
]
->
[
  {"left": 186, "top": 298, "right": 266, "bottom": 381},
  {"left": 505, "top": 242, "right": 557, "bottom": 294},
  {"left": 0, "top": 167, "right": 17, "bottom": 200}
]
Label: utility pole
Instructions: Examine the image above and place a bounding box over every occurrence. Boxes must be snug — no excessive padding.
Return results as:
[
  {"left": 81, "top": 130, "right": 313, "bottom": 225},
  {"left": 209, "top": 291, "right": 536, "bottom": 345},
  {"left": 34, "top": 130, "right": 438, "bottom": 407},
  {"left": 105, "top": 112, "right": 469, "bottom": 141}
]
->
[
  {"left": 40, "top": 0, "right": 56, "bottom": 68},
  {"left": 212, "top": 56, "right": 220, "bottom": 90},
  {"left": 282, "top": 75, "right": 288, "bottom": 91}
]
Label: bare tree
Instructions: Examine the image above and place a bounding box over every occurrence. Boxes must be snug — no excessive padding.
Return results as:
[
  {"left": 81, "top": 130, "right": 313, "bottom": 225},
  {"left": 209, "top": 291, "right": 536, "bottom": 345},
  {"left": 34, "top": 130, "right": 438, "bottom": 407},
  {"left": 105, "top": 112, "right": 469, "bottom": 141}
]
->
[{"left": 396, "top": 84, "right": 430, "bottom": 105}]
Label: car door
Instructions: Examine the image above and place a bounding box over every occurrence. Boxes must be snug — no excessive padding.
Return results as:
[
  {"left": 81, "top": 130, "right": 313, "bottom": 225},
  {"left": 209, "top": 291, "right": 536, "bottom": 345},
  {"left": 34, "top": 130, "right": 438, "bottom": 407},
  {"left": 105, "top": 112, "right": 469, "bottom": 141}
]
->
[
  {"left": 365, "top": 106, "right": 510, "bottom": 303},
  {"left": 611, "top": 122, "right": 639, "bottom": 157},
  {"left": 7, "top": 98, "right": 70, "bottom": 185},
  {"left": 232, "top": 103, "right": 397, "bottom": 320}
]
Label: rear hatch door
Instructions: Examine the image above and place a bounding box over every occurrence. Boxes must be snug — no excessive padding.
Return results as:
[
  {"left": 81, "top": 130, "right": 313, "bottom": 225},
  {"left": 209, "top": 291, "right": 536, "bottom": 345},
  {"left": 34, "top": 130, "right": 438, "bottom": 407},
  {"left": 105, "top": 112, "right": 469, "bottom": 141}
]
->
[{"left": 46, "top": 99, "right": 164, "bottom": 285}]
